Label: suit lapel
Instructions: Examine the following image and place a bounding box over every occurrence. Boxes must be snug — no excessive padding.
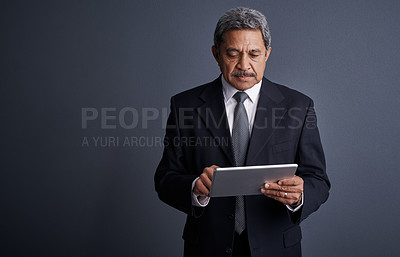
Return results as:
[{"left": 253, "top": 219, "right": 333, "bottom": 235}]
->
[
  {"left": 246, "top": 78, "right": 286, "bottom": 165},
  {"left": 196, "top": 77, "right": 235, "bottom": 166}
]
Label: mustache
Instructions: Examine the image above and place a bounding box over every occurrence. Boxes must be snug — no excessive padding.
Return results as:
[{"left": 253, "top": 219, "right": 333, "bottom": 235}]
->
[{"left": 230, "top": 71, "right": 256, "bottom": 77}]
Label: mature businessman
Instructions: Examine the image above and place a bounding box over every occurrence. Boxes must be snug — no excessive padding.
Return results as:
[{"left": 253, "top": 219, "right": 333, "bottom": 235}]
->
[{"left": 155, "top": 7, "right": 330, "bottom": 257}]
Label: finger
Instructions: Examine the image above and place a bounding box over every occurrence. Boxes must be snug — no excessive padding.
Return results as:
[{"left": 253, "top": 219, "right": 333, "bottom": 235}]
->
[
  {"left": 194, "top": 179, "right": 210, "bottom": 196},
  {"left": 262, "top": 189, "right": 297, "bottom": 199},
  {"left": 199, "top": 172, "right": 212, "bottom": 190},
  {"left": 262, "top": 187, "right": 302, "bottom": 204},
  {"left": 278, "top": 176, "right": 303, "bottom": 186},
  {"left": 263, "top": 183, "right": 302, "bottom": 193},
  {"left": 263, "top": 182, "right": 280, "bottom": 190},
  {"left": 202, "top": 165, "right": 220, "bottom": 185},
  {"left": 261, "top": 190, "right": 301, "bottom": 205},
  {"left": 271, "top": 195, "right": 299, "bottom": 205},
  {"left": 204, "top": 165, "right": 220, "bottom": 180}
]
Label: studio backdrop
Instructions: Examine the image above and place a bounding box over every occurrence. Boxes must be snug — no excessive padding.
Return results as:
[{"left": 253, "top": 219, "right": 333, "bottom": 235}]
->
[{"left": 2, "top": 0, "right": 400, "bottom": 256}]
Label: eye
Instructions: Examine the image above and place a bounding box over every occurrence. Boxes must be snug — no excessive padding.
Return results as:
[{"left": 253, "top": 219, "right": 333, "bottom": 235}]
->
[
  {"left": 249, "top": 50, "right": 262, "bottom": 59},
  {"left": 226, "top": 49, "right": 240, "bottom": 58},
  {"left": 227, "top": 52, "right": 239, "bottom": 58}
]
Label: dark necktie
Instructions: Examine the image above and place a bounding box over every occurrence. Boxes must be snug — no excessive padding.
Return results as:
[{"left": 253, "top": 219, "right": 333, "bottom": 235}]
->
[{"left": 232, "top": 91, "right": 250, "bottom": 235}]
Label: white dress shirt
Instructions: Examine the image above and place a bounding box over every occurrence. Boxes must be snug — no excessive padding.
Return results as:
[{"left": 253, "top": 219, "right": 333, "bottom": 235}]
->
[{"left": 191, "top": 76, "right": 303, "bottom": 212}]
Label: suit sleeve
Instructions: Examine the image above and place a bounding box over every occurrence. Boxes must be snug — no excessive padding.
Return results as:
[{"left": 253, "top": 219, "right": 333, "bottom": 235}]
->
[
  {"left": 154, "top": 97, "right": 198, "bottom": 216},
  {"left": 294, "top": 99, "right": 330, "bottom": 223}
]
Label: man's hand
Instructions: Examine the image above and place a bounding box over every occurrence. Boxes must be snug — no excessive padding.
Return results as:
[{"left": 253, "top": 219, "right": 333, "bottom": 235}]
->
[
  {"left": 193, "top": 165, "right": 219, "bottom": 197},
  {"left": 261, "top": 175, "right": 304, "bottom": 206}
]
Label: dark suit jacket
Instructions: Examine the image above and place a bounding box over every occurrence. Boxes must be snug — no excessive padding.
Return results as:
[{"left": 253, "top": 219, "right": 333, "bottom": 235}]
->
[{"left": 155, "top": 76, "right": 330, "bottom": 257}]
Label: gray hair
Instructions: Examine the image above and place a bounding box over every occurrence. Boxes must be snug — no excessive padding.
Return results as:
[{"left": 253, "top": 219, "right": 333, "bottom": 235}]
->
[{"left": 214, "top": 7, "right": 271, "bottom": 52}]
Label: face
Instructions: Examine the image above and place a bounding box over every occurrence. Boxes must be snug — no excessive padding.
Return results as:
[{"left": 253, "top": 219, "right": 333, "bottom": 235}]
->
[{"left": 212, "top": 29, "right": 271, "bottom": 91}]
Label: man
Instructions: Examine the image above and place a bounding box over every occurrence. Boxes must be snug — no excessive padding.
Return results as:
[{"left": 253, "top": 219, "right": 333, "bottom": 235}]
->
[{"left": 155, "top": 7, "right": 330, "bottom": 257}]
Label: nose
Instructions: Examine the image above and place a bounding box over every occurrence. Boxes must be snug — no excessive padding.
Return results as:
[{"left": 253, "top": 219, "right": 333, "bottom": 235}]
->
[{"left": 237, "top": 54, "right": 251, "bottom": 71}]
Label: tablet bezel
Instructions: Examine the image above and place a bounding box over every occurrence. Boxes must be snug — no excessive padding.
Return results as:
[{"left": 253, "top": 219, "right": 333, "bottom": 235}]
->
[{"left": 209, "top": 164, "right": 298, "bottom": 197}]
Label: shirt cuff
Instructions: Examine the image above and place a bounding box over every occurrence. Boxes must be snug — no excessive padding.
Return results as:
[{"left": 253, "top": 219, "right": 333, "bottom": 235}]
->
[
  {"left": 191, "top": 177, "right": 210, "bottom": 207},
  {"left": 286, "top": 193, "right": 304, "bottom": 212}
]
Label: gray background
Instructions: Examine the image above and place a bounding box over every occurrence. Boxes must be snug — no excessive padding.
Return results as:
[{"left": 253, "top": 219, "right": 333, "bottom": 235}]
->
[{"left": 2, "top": 0, "right": 400, "bottom": 256}]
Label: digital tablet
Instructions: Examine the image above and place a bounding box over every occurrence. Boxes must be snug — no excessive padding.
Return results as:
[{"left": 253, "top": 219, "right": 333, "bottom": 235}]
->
[{"left": 209, "top": 164, "right": 298, "bottom": 197}]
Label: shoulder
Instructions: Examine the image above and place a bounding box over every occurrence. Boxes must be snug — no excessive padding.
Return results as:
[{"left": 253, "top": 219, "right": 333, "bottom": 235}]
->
[
  {"left": 171, "top": 77, "right": 221, "bottom": 106},
  {"left": 263, "top": 78, "right": 314, "bottom": 106}
]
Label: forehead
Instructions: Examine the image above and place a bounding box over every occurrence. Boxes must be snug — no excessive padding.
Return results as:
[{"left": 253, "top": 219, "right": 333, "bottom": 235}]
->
[{"left": 221, "top": 29, "right": 265, "bottom": 48}]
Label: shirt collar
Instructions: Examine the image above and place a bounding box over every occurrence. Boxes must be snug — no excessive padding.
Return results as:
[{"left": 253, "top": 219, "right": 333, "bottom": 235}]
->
[{"left": 221, "top": 75, "right": 262, "bottom": 103}]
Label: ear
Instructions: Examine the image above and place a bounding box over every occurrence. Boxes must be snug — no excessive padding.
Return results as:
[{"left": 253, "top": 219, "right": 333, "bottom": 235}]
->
[
  {"left": 265, "top": 47, "right": 272, "bottom": 63},
  {"left": 211, "top": 45, "right": 220, "bottom": 64}
]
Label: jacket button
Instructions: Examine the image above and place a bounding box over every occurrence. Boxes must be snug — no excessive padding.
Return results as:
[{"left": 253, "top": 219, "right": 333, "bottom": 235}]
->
[
  {"left": 225, "top": 247, "right": 232, "bottom": 255},
  {"left": 228, "top": 214, "right": 234, "bottom": 220}
]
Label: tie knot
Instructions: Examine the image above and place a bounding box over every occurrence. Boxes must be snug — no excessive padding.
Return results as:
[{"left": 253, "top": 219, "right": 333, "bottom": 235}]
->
[{"left": 233, "top": 91, "right": 248, "bottom": 104}]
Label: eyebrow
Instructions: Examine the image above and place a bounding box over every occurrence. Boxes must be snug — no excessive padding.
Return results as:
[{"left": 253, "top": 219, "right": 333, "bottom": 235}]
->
[
  {"left": 226, "top": 48, "right": 262, "bottom": 53},
  {"left": 226, "top": 48, "right": 240, "bottom": 53}
]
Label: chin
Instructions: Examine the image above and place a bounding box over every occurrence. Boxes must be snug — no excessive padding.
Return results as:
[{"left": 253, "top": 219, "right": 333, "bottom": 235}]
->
[{"left": 232, "top": 82, "right": 256, "bottom": 91}]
